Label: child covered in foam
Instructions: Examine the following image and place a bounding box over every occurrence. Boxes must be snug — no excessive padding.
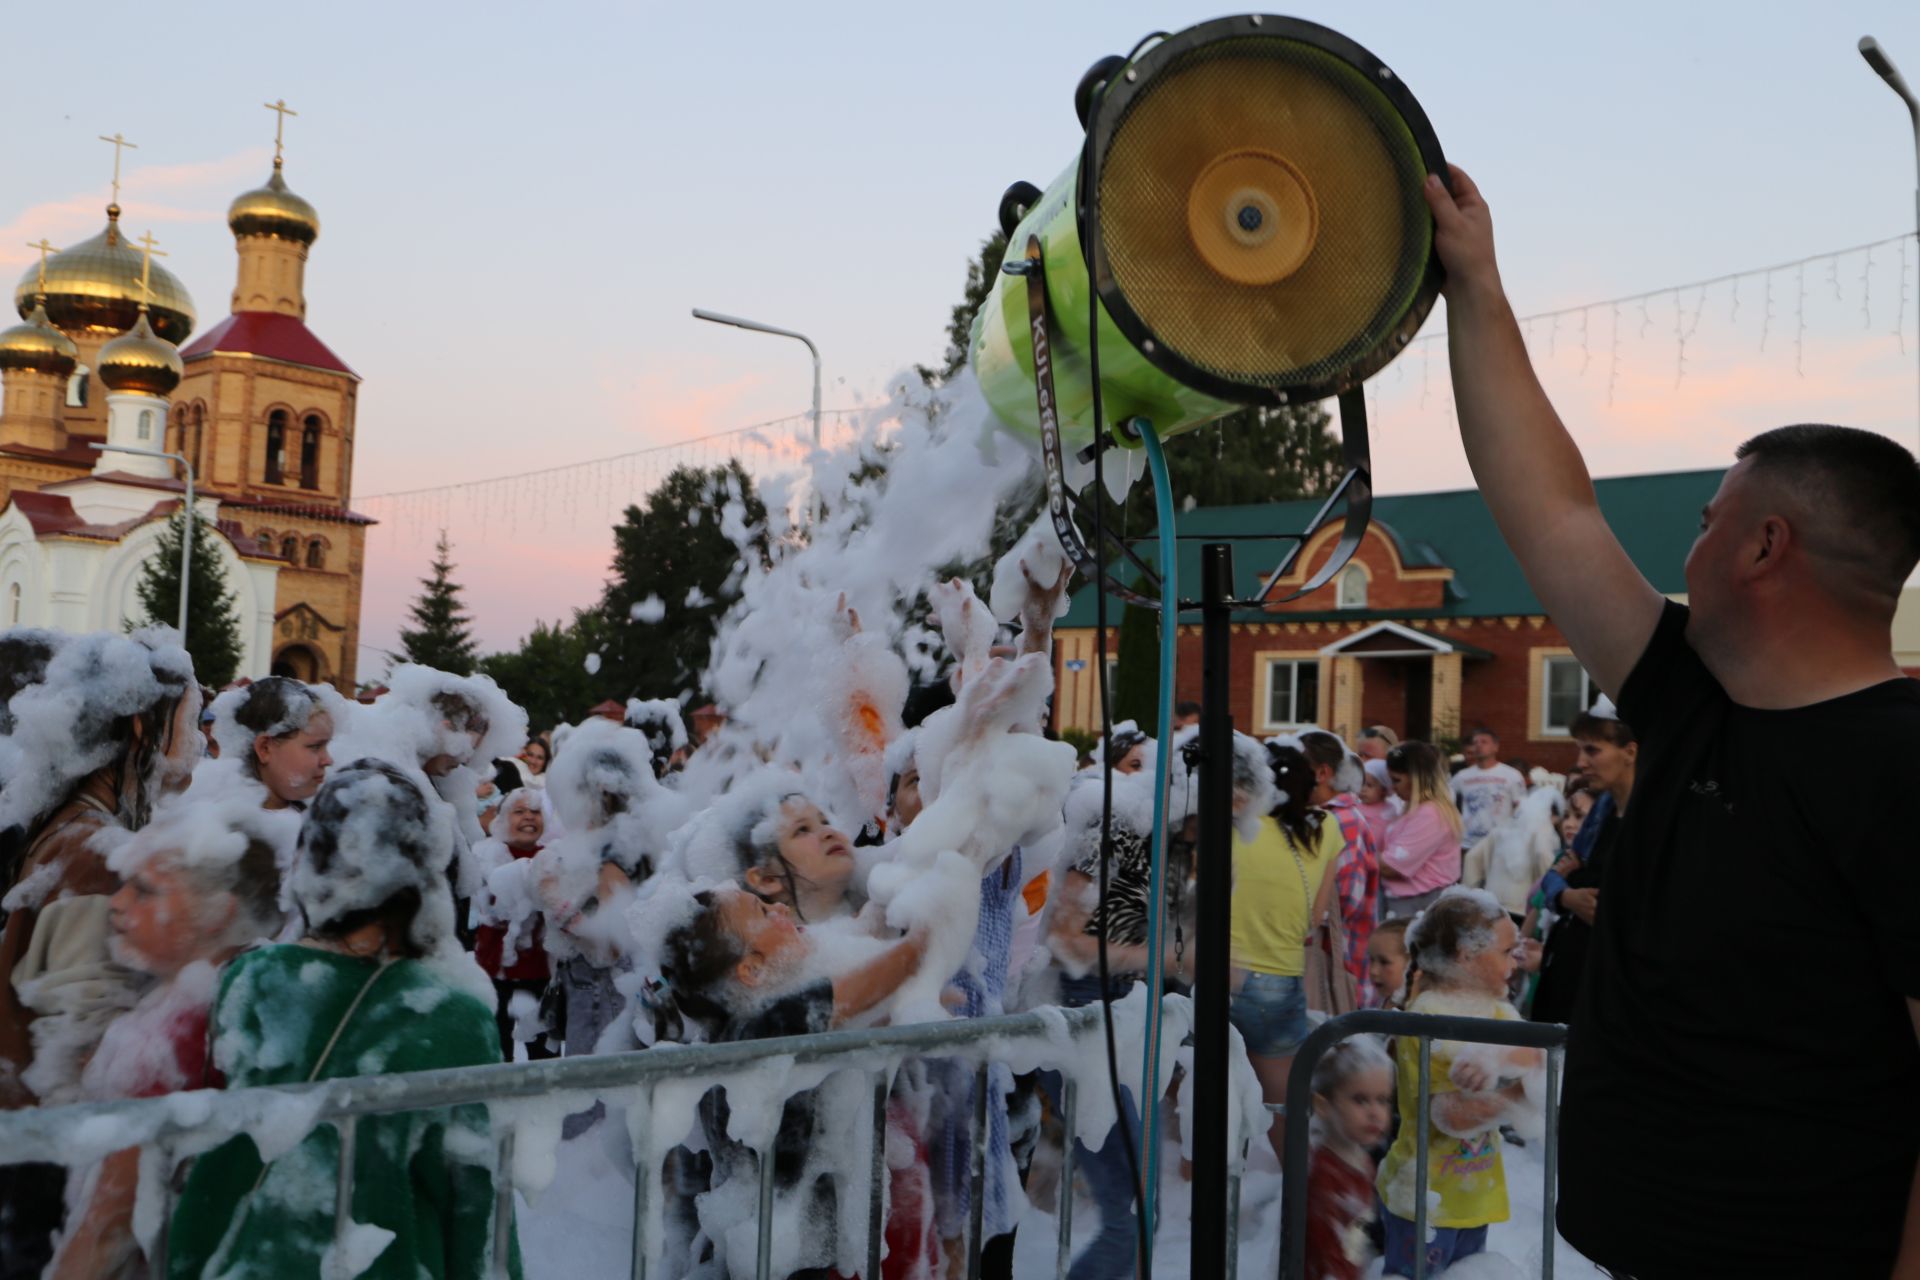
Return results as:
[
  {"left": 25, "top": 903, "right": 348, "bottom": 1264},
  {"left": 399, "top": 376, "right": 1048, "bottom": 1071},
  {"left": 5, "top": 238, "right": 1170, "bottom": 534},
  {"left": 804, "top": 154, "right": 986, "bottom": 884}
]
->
[{"left": 1376, "top": 887, "right": 1544, "bottom": 1277}]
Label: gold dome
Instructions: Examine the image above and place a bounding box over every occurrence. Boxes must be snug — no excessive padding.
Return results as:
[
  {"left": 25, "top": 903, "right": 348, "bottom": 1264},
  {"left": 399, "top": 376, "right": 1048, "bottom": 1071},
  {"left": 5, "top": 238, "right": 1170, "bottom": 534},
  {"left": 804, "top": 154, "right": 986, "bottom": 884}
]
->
[
  {"left": 0, "top": 300, "right": 79, "bottom": 377},
  {"left": 96, "top": 311, "right": 183, "bottom": 397},
  {"left": 228, "top": 162, "right": 319, "bottom": 246},
  {"left": 10, "top": 207, "right": 196, "bottom": 343}
]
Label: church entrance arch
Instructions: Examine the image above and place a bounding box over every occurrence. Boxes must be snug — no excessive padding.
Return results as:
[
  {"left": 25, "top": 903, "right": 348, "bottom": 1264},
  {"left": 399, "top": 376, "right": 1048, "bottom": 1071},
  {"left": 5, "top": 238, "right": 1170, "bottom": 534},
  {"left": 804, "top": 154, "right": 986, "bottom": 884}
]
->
[{"left": 272, "top": 642, "right": 325, "bottom": 683}]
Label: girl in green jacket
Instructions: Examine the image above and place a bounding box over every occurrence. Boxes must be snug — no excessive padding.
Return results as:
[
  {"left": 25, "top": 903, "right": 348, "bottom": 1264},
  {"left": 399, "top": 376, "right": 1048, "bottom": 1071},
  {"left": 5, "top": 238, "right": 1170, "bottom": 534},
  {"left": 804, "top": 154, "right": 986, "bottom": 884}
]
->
[{"left": 168, "top": 758, "right": 520, "bottom": 1280}]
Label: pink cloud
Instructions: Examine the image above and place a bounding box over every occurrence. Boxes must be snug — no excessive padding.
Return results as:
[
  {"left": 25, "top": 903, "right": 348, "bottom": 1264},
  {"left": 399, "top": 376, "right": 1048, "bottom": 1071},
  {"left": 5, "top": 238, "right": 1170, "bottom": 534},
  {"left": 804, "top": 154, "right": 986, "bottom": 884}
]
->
[{"left": 0, "top": 149, "right": 263, "bottom": 269}]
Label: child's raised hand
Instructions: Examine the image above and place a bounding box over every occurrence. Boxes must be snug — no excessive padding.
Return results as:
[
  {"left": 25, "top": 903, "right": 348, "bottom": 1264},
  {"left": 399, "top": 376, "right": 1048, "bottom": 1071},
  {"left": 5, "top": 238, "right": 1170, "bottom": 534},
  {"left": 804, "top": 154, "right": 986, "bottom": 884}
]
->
[{"left": 1449, "top": 1057, "right": 1496, "bottom": 1093}]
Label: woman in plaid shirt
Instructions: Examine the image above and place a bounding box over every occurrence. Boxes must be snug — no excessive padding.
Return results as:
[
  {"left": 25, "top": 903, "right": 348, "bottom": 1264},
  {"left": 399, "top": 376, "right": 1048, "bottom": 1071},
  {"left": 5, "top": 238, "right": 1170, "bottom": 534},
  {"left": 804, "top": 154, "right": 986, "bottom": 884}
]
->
[{"left": 1301, "top": 732, "right": 1382, "bottom": 1006}]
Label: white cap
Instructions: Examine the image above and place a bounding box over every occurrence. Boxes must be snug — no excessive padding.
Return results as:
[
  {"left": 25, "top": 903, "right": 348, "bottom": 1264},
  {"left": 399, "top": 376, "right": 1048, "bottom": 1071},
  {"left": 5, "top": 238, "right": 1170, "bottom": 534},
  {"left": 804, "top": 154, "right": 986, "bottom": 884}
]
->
[{"left": 1588, "top": 695, "right": 1620, "bottom": 721}]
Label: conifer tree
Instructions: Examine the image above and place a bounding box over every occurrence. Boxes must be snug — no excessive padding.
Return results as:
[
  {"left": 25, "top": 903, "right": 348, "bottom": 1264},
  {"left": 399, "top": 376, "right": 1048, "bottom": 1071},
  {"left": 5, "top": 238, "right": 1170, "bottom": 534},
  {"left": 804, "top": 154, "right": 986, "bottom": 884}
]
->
[
  {"left": 400, "top": 530, "right": 477, "bottom": 675},
  {"left": 133, "top": 508, "right": 245, "bottom": 688}
]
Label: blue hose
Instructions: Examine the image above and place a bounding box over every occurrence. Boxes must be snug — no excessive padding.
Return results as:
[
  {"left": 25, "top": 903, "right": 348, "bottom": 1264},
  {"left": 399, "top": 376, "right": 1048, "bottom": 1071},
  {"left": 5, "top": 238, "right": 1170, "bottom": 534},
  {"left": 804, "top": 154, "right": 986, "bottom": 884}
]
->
[{"left": 1134, "top": 420, "right": 1179, "bottom": 1253}]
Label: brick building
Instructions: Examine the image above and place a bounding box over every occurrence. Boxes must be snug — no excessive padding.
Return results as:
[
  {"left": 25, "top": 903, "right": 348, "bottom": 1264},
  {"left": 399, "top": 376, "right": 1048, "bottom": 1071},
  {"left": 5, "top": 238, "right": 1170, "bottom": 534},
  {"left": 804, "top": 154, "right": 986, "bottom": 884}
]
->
[{"left": 1052, "top": 468, "right": 1730, "bottom": 773}]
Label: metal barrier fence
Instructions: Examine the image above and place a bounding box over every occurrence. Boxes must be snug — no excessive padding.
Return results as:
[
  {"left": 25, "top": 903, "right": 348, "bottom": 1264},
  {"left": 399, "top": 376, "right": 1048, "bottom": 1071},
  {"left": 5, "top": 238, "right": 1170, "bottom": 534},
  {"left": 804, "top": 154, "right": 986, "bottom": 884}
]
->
[
  {"left": 0, "top": 1005, "right": 1110, "bottom": 1280},
  {"left": 1278, "top": 1009, "right": 1571, "bottom": 1280}
]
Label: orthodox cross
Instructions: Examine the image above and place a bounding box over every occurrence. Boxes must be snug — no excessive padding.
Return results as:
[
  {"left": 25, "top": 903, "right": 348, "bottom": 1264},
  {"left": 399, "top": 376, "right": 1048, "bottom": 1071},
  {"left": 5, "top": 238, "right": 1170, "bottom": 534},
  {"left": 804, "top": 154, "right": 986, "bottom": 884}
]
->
[
  {"left": 133, "top": 230, "right": 166, "bottom": 311},
  {"left": 264, "top": 99, "right": 298, "bottom": 165},
  {"left": 24, "top": 239, "right": 55, "bottom": 298},
  {"left": 98, "top": 132, "right": 139, "bottom": 206}
]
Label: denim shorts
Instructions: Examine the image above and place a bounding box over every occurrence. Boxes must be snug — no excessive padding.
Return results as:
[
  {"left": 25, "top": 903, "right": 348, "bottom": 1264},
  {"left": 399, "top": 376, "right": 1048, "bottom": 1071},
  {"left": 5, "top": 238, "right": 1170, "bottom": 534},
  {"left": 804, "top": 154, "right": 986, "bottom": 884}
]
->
[{"left": 1227, "top": 971, "right": 1309, "bottom": 1057}]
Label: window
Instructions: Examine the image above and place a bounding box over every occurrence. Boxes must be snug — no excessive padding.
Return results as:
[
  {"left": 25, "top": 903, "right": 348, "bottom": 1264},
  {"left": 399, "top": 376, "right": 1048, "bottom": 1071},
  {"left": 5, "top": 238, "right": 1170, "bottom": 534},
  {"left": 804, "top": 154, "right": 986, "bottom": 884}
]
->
[
  {"left": 191, "top": 404, "right": 207, "bottom": 479},
  {"left": 66, "top": 367, "right": 88, "bottom": 408},
  {"left": 265, "top": 410, "right": 288, "bottom": 484},
  {"left": 1541, "top": 655, "right": 1597, "bottom": 735},
  {"left": 1104, "top": 655, "right": 1119, "bottom": 706},
  {"left": 299, "top": 416, "right": 322, "bottom": 490},
  {"left": 7, "top": 583, "right": 19, "bottom": 626},
  {"left": 137, "top": 408, "right": 153, "bottom": 441},
  {"left": 280, "top": 534, "right": 299, "bottom": 562},
  {"left": 305, "top": 539, "right": 325, "bottom": 569},
  {"left": 1264, "top": 658, "right": 1321, "bottom": 728},
  {"left": 1337, "top": 564, "right": 1368, "bottom": 609}
]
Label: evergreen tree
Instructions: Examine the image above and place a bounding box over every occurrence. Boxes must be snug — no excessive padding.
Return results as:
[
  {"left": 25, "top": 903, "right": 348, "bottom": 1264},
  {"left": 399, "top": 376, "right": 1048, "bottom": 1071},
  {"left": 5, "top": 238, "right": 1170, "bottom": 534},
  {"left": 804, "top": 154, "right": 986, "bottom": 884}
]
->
[
  {"left": 1111, "top": 600, "right": 1161, "bottom": 730},
  {"left": 399, "top": 531, "right": 477, "bottom": 675},
  {"left": 597, "top": 461, "right": 768, "bottom": 702},
  {"left": 132, "top": 508, "right": 244, "bottom": 688},
  {"left": 918, "top": 229, "right": 1007, "bottom": 387}
]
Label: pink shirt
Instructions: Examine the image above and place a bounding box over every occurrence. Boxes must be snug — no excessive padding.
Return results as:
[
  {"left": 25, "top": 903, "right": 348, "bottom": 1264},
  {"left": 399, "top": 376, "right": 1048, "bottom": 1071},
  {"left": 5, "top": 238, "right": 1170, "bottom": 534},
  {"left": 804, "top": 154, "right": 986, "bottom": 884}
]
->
[{"left": 1381, "top": 801, "right": 1462, "bottom": 898}]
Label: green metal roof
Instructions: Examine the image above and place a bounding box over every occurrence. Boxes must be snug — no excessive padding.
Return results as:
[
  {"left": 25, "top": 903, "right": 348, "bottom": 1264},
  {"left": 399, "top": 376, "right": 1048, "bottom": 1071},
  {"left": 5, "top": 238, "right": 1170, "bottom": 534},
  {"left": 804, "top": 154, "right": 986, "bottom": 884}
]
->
[{"left": 1058, "top": 467, "right": 1726, "bottom": 626}]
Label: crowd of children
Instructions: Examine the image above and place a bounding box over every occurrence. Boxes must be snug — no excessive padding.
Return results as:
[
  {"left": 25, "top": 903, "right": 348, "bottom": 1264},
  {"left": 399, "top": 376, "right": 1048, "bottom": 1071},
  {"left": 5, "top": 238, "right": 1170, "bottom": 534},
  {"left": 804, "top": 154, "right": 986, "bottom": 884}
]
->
[{"left": 0, "top": 550, "right": 1628, "bottom": 1280}]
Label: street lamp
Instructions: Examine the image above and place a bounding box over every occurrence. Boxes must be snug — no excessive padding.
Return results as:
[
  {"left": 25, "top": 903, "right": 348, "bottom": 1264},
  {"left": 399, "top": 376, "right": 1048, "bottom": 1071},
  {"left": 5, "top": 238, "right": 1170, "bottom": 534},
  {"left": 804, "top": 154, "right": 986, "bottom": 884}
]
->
[
  {"left": 690, "top": 309, "right": 823, "bottom": 454},
  {"left": 89, "top": 443, "right": 194, "bottom": 633},
  {"left": 1860, "top": 36, "right": 1920, "bottom": 448}
]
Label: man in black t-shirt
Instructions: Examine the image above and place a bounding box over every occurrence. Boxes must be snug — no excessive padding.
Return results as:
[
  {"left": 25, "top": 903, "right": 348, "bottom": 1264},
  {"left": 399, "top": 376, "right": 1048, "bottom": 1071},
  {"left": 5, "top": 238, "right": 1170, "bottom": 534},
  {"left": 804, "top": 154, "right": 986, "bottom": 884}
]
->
[{"left": 1423, "top": 166, "right": 1920, "bottom": 1278}]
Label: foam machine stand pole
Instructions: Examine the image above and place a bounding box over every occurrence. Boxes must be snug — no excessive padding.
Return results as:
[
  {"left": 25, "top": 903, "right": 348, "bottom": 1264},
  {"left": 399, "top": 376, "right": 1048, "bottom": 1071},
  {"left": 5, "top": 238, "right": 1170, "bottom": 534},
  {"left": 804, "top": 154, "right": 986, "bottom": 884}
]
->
[{"left": 1191, "top": 541, "right": 1236, "bottom": 1279}]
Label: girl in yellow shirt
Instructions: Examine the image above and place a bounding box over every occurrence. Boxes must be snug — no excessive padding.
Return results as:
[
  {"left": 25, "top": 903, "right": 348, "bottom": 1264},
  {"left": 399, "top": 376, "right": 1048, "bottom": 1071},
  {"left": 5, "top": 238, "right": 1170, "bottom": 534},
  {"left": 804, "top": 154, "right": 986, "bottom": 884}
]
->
[{"left": 1229, "top": 742, "right": 1343, "bottom": 1164}]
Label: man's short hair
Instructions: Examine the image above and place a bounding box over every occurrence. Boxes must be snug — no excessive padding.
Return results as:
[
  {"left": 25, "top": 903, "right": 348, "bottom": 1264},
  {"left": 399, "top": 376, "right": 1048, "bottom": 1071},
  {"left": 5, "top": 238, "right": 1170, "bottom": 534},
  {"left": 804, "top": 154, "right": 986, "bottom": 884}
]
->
[
  {"left": 1469, "top": 727, "right": 1498, "bottom": 743},
  {"left": 1174, "top": 700, "right": 1202, "bottom": 718},
  {"left": 1734, "top": 425, "right": 1920, "bottom": 606}
]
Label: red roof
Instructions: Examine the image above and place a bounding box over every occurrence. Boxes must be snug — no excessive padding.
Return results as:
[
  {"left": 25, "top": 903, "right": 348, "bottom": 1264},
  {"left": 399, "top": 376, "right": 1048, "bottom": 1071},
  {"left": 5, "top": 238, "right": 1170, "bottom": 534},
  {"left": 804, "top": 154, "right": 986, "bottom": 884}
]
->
[
  {"left": 179, "top": 311, "right": 356, "bottom": 377},
  {"left": 10, "top": 491, "right": 90, "bottom": 537}
]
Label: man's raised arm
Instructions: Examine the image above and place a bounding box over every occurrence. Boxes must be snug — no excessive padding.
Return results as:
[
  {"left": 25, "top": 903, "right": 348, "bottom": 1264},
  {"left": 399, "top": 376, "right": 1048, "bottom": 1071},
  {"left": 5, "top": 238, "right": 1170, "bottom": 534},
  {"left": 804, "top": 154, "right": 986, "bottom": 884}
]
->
[{"left": 1423, "top": 166, "right": 1664, "bottom": 697}]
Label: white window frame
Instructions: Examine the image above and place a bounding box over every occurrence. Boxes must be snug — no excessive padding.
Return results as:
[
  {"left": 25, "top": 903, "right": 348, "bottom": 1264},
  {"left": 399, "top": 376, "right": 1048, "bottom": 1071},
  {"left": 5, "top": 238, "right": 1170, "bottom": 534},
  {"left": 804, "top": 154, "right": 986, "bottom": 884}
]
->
[
  {"left": 1540, "top": 653, "right": 1595, "bottom": 737},
  {"left": 1336, "top": 563, "right": 1369, "bottom": 609},
  {"left": 1260, "top": 655, "right": 1321, "bottom": 732}
]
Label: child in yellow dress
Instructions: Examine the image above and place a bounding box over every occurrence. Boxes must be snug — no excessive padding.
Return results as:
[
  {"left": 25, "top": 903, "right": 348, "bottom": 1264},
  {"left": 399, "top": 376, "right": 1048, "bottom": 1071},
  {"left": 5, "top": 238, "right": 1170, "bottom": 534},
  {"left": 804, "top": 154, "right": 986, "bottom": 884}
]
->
[{"left": 1375, "top": 887, "right": 1543, "bottom": 1277}]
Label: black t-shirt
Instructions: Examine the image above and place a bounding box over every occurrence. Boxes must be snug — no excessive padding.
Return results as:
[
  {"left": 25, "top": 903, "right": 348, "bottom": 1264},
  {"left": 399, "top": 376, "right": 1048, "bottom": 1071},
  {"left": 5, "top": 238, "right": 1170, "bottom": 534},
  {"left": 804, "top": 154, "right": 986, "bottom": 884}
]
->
[{"left": 1557, "top": 602, "right": 1920, "bottom": 1277}]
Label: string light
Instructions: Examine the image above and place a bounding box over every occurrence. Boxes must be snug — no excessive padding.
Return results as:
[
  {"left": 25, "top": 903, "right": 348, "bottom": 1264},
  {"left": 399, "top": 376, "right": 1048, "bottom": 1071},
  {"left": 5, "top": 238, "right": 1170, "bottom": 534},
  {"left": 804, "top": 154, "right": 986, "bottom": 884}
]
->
[
  {"left": 1607, "top": 302, "right": 1621, "bottom": 407},
  {"left": 1896, "top": 236, "right": 1911, "bottom": 357},
  {"left": 1759, "top": 270, "right": 1774, "bottom": 353},
  {"left": 1794, "top": 262, "right": 1807, "bottom": 377},
  {"left": 1862, "top": 246, "right": 1875, "bottom": 330}
]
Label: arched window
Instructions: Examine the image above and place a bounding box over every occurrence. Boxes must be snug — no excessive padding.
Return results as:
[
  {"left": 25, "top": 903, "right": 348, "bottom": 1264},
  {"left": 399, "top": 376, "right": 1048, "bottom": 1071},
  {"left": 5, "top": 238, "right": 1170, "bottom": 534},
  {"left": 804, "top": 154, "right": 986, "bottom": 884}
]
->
[
  {"left": 137, "top": 408, "right": 153, "bottom": 441},
  {"left": 66, "top": 367, "right": 89, "bottom": 408},
  {"left": 280, "top": 534, "right": 299, "bottom": 562},
  {"left": 191, "top": 403, "right": 208, "bottom": 479},
  {"left": 299, "top": 415, "right": 322, "bottom": 490},
  {"left": 1337, "top": 563, "right": 1369, "bottom": 609},
  {"left": 305, "top": 538, "right": 326, "bottom": 569},
  {"left": 256, "top": 527, "right": 276, "bottom": 550},
  {"left": 7, "top": 583, "right": 20, "bottom": 626},
  {"left": 264, "top": 410, "right": 288, "bottom": 484}
]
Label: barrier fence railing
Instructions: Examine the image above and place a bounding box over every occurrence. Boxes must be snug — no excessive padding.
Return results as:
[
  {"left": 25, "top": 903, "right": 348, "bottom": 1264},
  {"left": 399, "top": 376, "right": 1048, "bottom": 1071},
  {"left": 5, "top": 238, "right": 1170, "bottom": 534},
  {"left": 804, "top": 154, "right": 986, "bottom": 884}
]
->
[
  {"left": 1277, "top": 1009, "right": 1571, "bottom": 1280},
  {"left": 0, "top": 1005, "right": 1107, "bottom": 1280},
  {"left": 2, "top": 1004, "right": 1566, "bottom": 1279}
]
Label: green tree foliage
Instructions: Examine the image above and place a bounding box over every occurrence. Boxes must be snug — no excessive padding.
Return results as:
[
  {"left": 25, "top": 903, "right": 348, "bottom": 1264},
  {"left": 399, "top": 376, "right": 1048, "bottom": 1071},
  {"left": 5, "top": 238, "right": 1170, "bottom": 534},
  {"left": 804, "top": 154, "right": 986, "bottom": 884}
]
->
[
  {"left": 399, "top": 530, "right": 477, "bottom": 675},
  {"left": 132, "top": 508, "right": 244, "bottom": 688},
  {"left": 918, "top": 229, "right": 1008, "bottom": 387},
  {"left": 477, "top": 608, "right": 611, "bottom": 735},
  {"left": 1110, "top": 601, "right": 1160, "bottom": 730},
  {"left": 597, "top": 461, "right": 768, "bottom": 703}
]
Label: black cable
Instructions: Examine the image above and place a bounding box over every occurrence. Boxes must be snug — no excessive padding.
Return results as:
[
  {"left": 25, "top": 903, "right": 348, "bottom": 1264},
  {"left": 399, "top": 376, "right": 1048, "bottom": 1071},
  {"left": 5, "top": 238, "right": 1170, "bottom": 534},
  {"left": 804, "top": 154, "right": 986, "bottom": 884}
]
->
[{"left": 1083, "top": 35, "right": 1166, "bottom": 1278}]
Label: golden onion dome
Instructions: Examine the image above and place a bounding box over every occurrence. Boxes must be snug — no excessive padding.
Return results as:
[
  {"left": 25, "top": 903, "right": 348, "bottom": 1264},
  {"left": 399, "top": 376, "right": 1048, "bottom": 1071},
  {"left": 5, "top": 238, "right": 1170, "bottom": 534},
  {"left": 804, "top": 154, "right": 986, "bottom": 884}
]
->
[
  {"left": 0, "top": 300, "right": 79, "bottom": 377},
  {"left": 96, "top": 311, "right": 183, "bottom": 397},
  {"left": 10, "top": 207, "right": 196, "bottom": 343},
  {"left": 228, "top": 162, "right": 319, "bottom": 246}
]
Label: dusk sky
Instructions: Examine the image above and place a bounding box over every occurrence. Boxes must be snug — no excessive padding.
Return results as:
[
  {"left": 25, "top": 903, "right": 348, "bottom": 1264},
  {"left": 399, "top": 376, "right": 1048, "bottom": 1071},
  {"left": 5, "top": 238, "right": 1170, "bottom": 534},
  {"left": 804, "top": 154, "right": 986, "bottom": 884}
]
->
[{"left": 6, "top": 1, "right": 1918, "bottom": 668}]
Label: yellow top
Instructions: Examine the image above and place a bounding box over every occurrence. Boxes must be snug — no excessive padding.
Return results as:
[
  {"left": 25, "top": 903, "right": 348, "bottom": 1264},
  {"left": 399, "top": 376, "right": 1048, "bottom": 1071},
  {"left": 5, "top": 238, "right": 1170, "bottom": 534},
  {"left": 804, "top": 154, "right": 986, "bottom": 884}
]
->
[
  {"left": 0, "top": 300, "right": 79, "bottom": 376},
  {"left": 1376, "top": 990, "right": 1520, "bottom": 1228},
  {"left": 11, "top": 209, "right": 196, "bottom": 343},
  {"left": 1228, "top": 813, "right": 1340, "bottom": 977}
]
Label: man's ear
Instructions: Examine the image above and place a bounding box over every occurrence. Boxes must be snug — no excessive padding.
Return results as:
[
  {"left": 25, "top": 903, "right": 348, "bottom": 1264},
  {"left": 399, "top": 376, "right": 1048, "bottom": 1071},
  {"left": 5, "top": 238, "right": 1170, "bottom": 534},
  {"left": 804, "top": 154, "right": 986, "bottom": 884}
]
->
[
  {"left": 736, "top": 952, "right": 765, "bottom": 989},
  {"left": 1750, "top": 515, "right": 1793, "bottom": 574}
]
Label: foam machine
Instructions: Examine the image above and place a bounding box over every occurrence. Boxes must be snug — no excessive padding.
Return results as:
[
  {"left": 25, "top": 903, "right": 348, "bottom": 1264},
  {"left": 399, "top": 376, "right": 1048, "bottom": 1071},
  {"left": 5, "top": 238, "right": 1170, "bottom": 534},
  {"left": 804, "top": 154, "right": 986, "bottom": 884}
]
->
[{"left": 967, "top": 15, "right": 1446, "bottom": 1273}]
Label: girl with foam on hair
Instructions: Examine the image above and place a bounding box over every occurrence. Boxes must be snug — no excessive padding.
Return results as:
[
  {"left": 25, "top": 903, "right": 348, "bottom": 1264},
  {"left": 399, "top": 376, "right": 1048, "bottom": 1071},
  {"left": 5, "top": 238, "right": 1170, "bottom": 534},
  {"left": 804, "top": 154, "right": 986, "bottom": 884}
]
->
[
  {"left": 208, "top": 676, "right": 341, "bottom": 811},
  {"left": 1375, "top": 886, "right": 1542, "bottom": 1277},
  {"left": 45, "top": 802, "right": 283, "bottom": 1280},
  {"left": 166, "top": 759, "right": 519, "bottom": 1280},
  {"left": 1304, "top": 1035, "right": 1395, "bottom": 1280}
]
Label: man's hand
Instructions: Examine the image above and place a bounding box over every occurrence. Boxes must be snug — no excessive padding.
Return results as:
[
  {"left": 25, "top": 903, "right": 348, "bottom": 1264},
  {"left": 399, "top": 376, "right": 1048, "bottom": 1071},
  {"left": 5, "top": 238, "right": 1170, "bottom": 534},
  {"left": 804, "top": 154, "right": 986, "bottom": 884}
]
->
[
  {"left": 1561, "top": 887, "right": 1599, "bottom": 925},
  {"left": 1423, "top": 166, "right": 1505, "bottom": 306}
]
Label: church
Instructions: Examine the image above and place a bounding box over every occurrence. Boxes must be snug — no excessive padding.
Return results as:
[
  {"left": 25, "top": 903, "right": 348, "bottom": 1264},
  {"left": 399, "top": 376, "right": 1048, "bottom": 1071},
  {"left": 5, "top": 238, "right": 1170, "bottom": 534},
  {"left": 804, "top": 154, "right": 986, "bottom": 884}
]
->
[{"left": 0, "top": 112, "right": 370, "bottom": 691}]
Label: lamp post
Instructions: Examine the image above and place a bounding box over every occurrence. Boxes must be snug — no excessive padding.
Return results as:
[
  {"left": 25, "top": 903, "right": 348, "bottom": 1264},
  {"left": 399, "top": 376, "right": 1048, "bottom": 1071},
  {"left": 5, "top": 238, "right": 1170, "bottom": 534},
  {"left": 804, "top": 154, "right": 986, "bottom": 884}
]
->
[
  {"left": 90, "top": 443, "right": 194, "bottom": 633},
  {"left": 1860, "top": 36, "right": 1920, "bottom": 449},
  {"left": 690, "top": 309, "right": 822, "bottom": 454}
]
